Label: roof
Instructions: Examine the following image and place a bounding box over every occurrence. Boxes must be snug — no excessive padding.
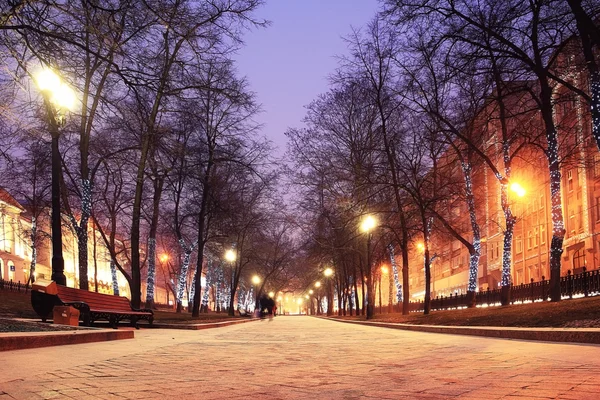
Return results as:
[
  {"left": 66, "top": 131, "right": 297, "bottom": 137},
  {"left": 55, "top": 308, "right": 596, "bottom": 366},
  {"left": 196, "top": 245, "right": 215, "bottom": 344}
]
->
[{"left": 0, "top": 187, "right": 25, "bottom": 211}]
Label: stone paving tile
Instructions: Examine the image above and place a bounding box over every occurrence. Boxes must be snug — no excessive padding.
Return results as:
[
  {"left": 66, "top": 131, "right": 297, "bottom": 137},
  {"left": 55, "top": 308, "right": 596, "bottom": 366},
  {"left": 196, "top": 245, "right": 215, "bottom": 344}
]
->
[{"left": 2, "top": 317, "right": 600, "bottom": 399}]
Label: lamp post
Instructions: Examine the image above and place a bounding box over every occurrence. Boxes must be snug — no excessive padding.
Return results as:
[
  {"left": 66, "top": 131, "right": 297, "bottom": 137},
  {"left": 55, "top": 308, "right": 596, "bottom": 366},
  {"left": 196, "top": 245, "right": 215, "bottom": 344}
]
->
[
  {"left": 308, "top": 289, "right": 314, "bottom": 315},
  {"left": 323, "top": 267, "right": 334, "bottom": 316},
  {"left": 35, "top": 69, "right": 75, "bottom": 286},
  {"left": 361, "top": 215, "right": 377, "bottom": 319},
  {"left": 159, "top": 253, "right": 170, "bottom": 307},
  {"left": 252, "top": 274, "right": 261, "bottom": 309},
  {"left": 314, "top": 281, "right": 322, "bottom": 314},
  {"left": 379, "top": 266, "right": 388, "bottom": 314}
]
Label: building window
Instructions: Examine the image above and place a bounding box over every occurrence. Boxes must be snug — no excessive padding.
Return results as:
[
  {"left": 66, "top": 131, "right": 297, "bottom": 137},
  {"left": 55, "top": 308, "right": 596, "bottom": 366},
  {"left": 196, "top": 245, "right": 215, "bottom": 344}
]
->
[
  {"left": 516, "top": 236, "right": 523, "bottom": 254},
  {"left": 569, "top": 208, "right": 576, "bottom": 234},
  {"left": 540, "top": 224, "right": 546, "bottom": 245},
  {"left": 539, "top": 193, "right": 544, "bottom": 210},
  {"left": 528, "top": 230, "right": 533, "bottom": 250},
  {"left": 567, "top": 170, "right": 573, "bottom": 191},
  {"left": 595, "top": 154, "right": 600, "bottom": 177},
  {"left": 573, "top": 249, "right": 586, "bottom": 271},
  {"left": 578, "top": 205, "right": 583, "bottom": 232},
  {"left": 534, "top": 227, "right": 539, "bottom": 247},
  {"left": 596, "top": 197, "right": 600, "bottom": 222}
]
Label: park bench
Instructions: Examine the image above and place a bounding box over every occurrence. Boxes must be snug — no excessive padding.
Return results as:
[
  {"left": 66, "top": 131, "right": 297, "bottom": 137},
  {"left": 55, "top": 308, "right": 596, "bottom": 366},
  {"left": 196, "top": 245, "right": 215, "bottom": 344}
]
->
[
  {"left": 237, "top": 306, "right": 251, "bottom": 317},
  {"left": 31, "top": 279, "right": 153, "bottom": 329}
]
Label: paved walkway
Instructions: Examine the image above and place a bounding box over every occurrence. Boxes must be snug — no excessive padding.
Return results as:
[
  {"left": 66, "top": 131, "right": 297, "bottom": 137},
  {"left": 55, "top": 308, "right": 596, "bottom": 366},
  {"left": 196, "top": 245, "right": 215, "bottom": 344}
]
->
[{"left": 1, "top": 316, "right": 599, "bottom": 399}]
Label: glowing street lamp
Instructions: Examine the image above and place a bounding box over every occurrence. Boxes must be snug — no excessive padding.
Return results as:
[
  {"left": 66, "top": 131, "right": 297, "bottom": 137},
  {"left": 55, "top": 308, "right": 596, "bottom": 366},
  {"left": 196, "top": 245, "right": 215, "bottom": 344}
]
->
[
  {"left": 361, "top": 214, "right": 378, "bottom": 319},
  {"left": 378, "top": 265, "right": 389, "bottom": 314},
  {"left": 269, "top": 291, "right": 275, "bottom": 298},
  {"left": 510, "top": 182, "right": 526, "bottom": 197},
  {"left": 360, "top": 215, "right": 377, "bottom": 233},
  {"left": 34, "top": 68, "right": 76, "bottom": 286},
  {"left": 323, "top": 267, "right": 335, "bottom": 316},
  {"left": 315, "top": 281, "right": 321, "bottom": 288},
  {"left": 309, "top": 289, "right": 314, "bottom": 295},
  {"left": 160, "top": 254, "right": 169, "bottom": 263},
  {"left": 224, "top": 249, "right": 236, "bottom": 262},
  {"left": 252, "top": 275, "right": 261, "bottom": 285}
]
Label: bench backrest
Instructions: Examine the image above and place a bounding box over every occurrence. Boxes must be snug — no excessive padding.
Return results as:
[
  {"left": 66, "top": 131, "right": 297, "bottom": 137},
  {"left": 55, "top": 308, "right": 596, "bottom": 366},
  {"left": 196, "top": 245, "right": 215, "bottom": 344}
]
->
[{"left": 56, "top": 286, "right": 133, "bottom": 312}]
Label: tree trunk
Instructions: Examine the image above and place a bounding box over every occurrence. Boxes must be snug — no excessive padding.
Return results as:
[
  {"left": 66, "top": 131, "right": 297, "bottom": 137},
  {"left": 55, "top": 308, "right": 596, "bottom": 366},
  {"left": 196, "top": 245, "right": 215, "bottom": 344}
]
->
[
  {"left": 110, "top": 259, "right": 119, "bottom": 296},
  {"left": 540, "top": 77, "right": 566, "bottom": 302},
  {"left": 145, "top": 176, "right": 164, "bottom": 309},
  {"left": 462, "top": 161, "right": 481, "bottom": 308}
]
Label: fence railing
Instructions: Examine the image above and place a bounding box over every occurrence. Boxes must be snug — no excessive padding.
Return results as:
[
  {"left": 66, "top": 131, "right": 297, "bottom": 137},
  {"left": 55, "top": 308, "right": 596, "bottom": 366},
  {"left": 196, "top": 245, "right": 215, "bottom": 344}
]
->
[
  {"left": 0, "top": 278, "right": 31, "bottom": 293},
  {"left": 408, "top": 267, "right": 600, "bottom": 312}
]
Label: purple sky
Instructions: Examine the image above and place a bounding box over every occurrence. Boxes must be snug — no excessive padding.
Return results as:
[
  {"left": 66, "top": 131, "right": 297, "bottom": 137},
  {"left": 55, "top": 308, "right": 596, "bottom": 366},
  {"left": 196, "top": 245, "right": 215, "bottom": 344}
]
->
[{"left": 234, "top": 0, "right": 380, "bottom": 157}]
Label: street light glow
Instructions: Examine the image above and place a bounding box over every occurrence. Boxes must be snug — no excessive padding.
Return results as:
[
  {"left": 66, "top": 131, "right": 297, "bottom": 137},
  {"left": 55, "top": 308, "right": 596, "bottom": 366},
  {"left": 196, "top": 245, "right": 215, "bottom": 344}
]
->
[
  {"left": 252, "top": 275, "right": 260, "bottom": 285},
  {"left": 323, "top": 267, "right": 333, "bottom": 277},
  {"left": 160, "top": 254, "right": 169, "bottom": 263},
  {"left": 510, "top": 182, "right": 526, "bottom": 197},
  {"left": 269, "top": 291, "right": 275, "bottom": 298},
  {"left": 315, "top": 281, "right": 321, "bottom": 288},
  {"left": 309, "top": 289, "right": 314, "bottom": 294},
  {"left": 224, "top": 249, "right": 236, "bottom": 262},
  {"left": 416, "top": 242, "right": 425, "bottom": 252},
  {"left": 35, "top": 68, "right": 76, "bottom": 111},
  {"left": 381, "top": 265, "right": 389, "bottom": 274},
  {"left": 360, "top": 215, "right": 377, "bottom": 233},
  {"left": 297, "top": 298, "right": 303, "bottom": 304}
]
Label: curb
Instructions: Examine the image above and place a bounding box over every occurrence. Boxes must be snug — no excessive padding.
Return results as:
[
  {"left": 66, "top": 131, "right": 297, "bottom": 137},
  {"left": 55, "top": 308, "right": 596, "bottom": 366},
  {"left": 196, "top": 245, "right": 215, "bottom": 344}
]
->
[
  {"left": 324, "top": 318, "right": 600, "bottom": 345},
  {"left": 0, "top": 328, "right": 134, "bottom": 352},
  {"left": 150, "top": 318, "right": 257, "bottom": 330}
]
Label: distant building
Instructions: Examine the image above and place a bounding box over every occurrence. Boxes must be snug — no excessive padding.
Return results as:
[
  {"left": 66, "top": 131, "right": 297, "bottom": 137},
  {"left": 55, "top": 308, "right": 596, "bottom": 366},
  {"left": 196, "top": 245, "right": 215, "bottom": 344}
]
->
[
  {"left": 0, "top": 187, "right": 170, "bottom": 305},
  {"left": 407, "top": 39, "right": 599, "bottom": 300}
]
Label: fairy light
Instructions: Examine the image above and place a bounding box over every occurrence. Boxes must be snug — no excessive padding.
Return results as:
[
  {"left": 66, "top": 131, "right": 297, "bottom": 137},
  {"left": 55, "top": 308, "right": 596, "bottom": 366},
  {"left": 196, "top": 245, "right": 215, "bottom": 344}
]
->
[
  {"left": 146, "top": 237, "right": 156, "bottom": 303},
  {"left": 202, "top": 258, "right": 213, "bottom": 308},
  {"left": 27, "top": 215, "right": 38, "bottom": 283},
  {"left": 388, "top": 244, "right": 402, "bottom": 303},
  {"left": 110, "top": 259, "right": 119, "bottom": 295},
  {"left": 461, "top": 161, "right": 481, "bottom": 293},
  {"left": 189, "top": 268, "right": 197, "bottom": 304},
  {"left": 176, "top": 239, "right": 198, "bottom": 307},
  {"left": 591, "top": 72, "right": 600, "bottom": 151}
]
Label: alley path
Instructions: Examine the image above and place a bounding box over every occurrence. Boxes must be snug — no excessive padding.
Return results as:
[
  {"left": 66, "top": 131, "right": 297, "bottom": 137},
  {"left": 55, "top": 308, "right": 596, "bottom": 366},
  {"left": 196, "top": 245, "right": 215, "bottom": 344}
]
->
[{"left": 1, "top": 316, "right": 599, "bottom": 399}]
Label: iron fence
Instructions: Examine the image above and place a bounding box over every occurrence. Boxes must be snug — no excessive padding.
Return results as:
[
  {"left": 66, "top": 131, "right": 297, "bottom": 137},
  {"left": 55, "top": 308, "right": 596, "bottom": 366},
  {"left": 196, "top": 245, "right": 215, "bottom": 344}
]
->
[
  {"left": 409, "top": 267, "right": 600, "bottom": 312},
  {"left": 0, "top": 278, "right": 31, "bottom": 293}
]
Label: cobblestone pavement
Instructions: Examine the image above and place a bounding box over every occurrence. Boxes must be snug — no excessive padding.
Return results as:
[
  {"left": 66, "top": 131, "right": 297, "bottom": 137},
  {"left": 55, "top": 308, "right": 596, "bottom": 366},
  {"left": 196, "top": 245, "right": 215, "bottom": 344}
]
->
[{"left": 1, "top": 316, "right": 599, "bottom": 399}]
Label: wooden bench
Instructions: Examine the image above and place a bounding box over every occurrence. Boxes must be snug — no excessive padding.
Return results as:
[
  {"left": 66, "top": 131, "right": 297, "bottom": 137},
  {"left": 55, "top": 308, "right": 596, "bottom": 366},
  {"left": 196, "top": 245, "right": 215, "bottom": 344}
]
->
[
  {"left": 237, "top": 306, "right": 251, "bottom": 317},
  {"left": 31, "top": 280, "right": 153, "bottom": 329}
]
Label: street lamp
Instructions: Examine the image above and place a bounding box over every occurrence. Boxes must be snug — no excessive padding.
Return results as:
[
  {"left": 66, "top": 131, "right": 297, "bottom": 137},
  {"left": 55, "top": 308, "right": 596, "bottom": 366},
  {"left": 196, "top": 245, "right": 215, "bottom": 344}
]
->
[
  {"left": 510, "top": 182, "right": 526, "bottom": 197},
  {"left": 34, "top": 68, "right": 76, "bottom": 286},
  {"left": 361, "top": 214, "right": 377, "bottom": 319},
  {"left": 314, "top": 281, "right": 322, "bottom": 314},
  {"left": 379, "top": 265, "right": 389, "bottom": 314},
  {"left": 224, "top": 249, "right": 236, "bottom": 263},
  {"left": 323, "top": 267, "right": 334, "bottom": 316},
  {"left": 252, "top": 275, "right": 261, "bottom": 309}
]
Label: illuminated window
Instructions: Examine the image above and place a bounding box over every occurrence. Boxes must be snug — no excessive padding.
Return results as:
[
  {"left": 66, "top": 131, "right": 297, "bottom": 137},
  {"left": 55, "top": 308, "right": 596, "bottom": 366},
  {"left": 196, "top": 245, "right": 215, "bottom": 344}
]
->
[
  {"left": 573, "top": 249, "right": 585, "bottom": 271},
  {"left": 567, "top": 170, "right": 574, "bottom": 191},
  {"left": 540, "top": 225, "right": 546, "bottom": 245}
]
